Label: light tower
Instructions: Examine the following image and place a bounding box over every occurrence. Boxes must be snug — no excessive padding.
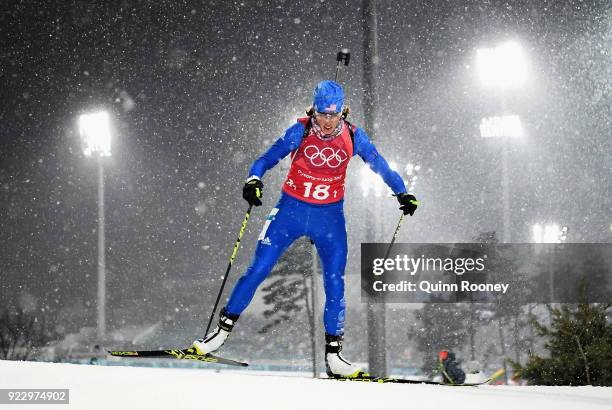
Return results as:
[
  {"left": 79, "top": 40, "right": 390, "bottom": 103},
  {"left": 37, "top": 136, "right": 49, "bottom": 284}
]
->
[{"left": 79, "top": 111, "right": 112, "bottom": 342}]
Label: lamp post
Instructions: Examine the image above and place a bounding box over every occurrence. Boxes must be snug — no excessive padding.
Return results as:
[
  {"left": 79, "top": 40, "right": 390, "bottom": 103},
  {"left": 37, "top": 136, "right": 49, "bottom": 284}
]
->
[
  {"left": 360, "top": 161, "right": 418, "bottom": 376},
  {"left": 479, "top": 114, "right": 524, "bottom": 243},
  {"left": 476, "top": 42, "right": 527, "bottom": 381},
  {"left": 532, "top": 223, "right": 569, "bottom": 301},
  {"left": 476, "top": 41, "right": 527, "bottom": 243},
  {"left": 310, "top": 245, "right": 320, "bottom": 378},
  {"left": 360, "top": 164, "right": 386, "bottom": 376},
  {"left": 79, "top": 111, "right": 112, "bottom": 342}
]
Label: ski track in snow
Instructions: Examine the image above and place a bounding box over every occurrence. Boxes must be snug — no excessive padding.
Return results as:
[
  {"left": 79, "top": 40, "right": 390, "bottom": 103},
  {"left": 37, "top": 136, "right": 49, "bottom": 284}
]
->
[{"left": 1, "top": 360, "right": 611, "bottom": 410}]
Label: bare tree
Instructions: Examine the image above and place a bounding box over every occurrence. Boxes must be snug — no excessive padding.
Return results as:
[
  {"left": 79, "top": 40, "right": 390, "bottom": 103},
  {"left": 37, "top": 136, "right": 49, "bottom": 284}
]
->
[{"left": 0, "top": 307, "right": 57, "bottom": 360}]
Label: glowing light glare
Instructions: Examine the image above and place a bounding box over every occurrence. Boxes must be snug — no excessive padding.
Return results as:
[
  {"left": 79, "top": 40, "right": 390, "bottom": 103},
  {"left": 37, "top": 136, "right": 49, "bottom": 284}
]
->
[
  {"left": 480, "top": 115, "right": 524, "bottom": 138},
  {"left": 476, "top": 41, "right": 527, "bottom": 89},
  {"left": 360, "top": 166, "right": 383, "bottom": 198},
  {"left": 79, "top": 111, "right": 111, "bottom": 157},
  {"left": 405, "top": 163, "right": 421, "bottom": 192},
  {"left": 532, "top": 224, "right": 542, "bottom": 242},
  {"left": 559, "top": 226, "right": 569, "bottom": 242},
  {"left": 532, "top": 223, "right": 568, "bottom": 243},
  {"left": 405, "top": 163, "right": 422, "bottom": 176},
  {"left": 544, "top": 224, "right": 560, "bottom": 243}
]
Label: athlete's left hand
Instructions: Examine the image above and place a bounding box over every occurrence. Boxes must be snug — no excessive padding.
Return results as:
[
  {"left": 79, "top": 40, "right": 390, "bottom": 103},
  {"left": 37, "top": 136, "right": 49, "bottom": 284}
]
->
[{"left": 397, "top": 193, "right": 419, "bottom": 216}]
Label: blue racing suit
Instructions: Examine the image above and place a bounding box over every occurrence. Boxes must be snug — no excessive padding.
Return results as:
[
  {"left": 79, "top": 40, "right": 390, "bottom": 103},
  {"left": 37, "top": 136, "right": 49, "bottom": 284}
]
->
[{"left": 225, "top": 121, "right": 406, "bottom": 335}]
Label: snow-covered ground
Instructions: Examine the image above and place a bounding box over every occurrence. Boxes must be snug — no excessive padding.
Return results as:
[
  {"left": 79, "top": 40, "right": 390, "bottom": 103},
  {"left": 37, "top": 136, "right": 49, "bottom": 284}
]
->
[{"left": 1, "top": 360, "right": 611, "bottom": 410}]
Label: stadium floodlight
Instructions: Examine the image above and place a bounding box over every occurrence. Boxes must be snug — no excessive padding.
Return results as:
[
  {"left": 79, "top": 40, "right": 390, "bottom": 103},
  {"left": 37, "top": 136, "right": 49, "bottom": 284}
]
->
[
  {"left": 79, "top": 111, "right": 112, "bottom": 157},
  {"left": 532, "top": 223, "right": 569, "bottom": 243},
  {"left": 476, "top": 41, "right": 527, "bottom": 89},
  {"left": 79, "top": 111, "right": 112, "bottom": 342},
  {"left": 480, "top": 115, "right": 524, "bottom": 138}
]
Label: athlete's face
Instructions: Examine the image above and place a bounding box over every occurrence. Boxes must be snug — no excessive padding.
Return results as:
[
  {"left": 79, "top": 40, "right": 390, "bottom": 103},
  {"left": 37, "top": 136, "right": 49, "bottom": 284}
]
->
[{"left": 315, "top": 112, "right": 342, "bottom": 135}]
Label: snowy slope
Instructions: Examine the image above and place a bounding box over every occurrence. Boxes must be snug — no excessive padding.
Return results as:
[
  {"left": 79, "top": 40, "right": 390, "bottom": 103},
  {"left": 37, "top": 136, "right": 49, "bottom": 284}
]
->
[{"left": 1, "top": 360, "right": 611, "bottom": 410}]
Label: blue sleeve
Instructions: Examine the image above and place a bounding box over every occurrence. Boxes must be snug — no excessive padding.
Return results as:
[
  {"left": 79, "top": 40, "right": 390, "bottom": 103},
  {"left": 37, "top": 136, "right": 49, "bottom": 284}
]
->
[
  {"left": 248, "top": 122, "right": 305, "bottom": 178},
  {"left": 353, "top": 127, "right": 407, "bottom": 194}
]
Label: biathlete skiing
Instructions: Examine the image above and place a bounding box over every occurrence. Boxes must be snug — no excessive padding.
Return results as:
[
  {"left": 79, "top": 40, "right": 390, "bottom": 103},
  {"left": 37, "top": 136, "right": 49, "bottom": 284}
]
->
[{"left": 191, "top": 80, "right": 419, "bottom": 378}]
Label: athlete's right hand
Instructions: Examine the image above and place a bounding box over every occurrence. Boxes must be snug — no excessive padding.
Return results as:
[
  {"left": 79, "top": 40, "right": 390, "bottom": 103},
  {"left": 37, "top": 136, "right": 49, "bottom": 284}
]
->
[
  {"left": 397, "top": 192, "right": 419, "bottom": 216},
  {"left": 243, "top": 177, "right": 264, "bottom": 206}
]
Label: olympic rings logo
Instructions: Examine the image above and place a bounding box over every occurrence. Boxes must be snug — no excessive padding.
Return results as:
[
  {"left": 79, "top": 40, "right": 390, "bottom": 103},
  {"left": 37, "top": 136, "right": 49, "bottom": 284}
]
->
[{"left": 303, "top": 145, "right": 348, "bottom": 168}]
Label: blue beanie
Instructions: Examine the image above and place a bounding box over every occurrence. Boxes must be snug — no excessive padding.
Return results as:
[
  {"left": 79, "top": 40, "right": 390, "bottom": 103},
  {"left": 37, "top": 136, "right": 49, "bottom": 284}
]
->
[{"left": 313, "top": 80, "right": 344, "bottom": 113}]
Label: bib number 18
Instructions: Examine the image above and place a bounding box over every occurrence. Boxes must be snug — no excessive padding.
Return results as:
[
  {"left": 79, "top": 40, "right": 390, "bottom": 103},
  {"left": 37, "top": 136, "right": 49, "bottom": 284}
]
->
[{"left": 303, "top": 182, "right": 330, "bottom": 200}]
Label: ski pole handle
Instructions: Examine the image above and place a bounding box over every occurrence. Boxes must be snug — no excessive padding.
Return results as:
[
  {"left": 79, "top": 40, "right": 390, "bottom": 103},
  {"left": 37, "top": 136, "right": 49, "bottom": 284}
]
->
[
  {"left": 204, "top": 205, "right": 253, "bottom": 335},
  {"left": 229, "top": 205, "right": 252, "bottom": 264},
  {"left": 334, "top": 49, "right": 351, "bottom": 82}
]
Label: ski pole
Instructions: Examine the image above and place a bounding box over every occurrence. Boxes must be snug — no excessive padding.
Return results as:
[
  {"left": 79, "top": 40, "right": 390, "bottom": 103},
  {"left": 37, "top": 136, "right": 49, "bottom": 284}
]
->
[
  {"left": 382, "top": 213, "right": 405, "bottom": 261},
  {"left": 204, "top": 204, "right": 253, "bottom": 335},
  {"left": 382, "top": 166, "right": 420, "bottom": 260}
]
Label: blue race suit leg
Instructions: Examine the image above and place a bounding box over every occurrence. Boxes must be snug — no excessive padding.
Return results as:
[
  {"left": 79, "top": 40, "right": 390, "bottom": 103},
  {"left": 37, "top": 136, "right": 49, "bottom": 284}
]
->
[
  {"left": 308, "top": 202, "right": 348, "bottom": 336},
  {"left": 225, "top": 195, "right": 305, "bottom": 315}
]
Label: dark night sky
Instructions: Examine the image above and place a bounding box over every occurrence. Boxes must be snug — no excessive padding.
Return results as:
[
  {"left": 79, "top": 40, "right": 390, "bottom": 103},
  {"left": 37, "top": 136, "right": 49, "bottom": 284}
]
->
[{"left": 0, "top": 1, "right": 610, "bottom": 331}]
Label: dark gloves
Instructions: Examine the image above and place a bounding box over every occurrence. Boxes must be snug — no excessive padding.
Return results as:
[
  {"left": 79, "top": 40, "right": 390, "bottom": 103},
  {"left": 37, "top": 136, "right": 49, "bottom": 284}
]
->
[
  {"left": 243, "top": 177, "right": 264, "bottom": 206},
  {"left": 396, "top": 193, "right": 419, "bottom": 216}
]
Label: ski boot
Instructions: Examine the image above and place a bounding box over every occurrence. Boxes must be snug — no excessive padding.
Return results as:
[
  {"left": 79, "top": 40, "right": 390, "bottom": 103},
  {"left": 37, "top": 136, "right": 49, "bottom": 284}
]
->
[
  {"left": 190, "top": 308, "right": 239, "bottom": 355},
  {"left": 325, "top": 334, "right": 366, "bottom": 378}
]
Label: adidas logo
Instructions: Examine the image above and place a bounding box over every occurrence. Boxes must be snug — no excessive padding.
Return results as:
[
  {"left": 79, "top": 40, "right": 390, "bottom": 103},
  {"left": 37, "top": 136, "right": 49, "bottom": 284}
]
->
[{"left": 261, "top": 237, "right": 272, "bottom": 246}]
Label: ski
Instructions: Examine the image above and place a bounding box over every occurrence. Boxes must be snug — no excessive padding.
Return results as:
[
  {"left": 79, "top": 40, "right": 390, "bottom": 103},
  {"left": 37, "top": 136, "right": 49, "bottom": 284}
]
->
[
  {"left": 326, "top": 375, "right": 491, "bottom": 386},
  {"left": 107, "top": 348, "right": 248, "bottom": 367}
]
